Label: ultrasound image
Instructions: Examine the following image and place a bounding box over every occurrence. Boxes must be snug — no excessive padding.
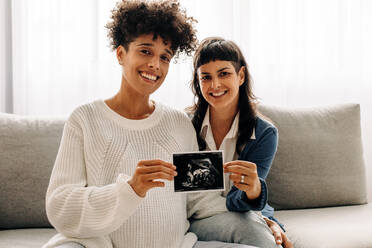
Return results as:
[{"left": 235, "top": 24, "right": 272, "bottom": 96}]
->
[{"left": 173, "top": 151, "right": 224, "bottom": 192}]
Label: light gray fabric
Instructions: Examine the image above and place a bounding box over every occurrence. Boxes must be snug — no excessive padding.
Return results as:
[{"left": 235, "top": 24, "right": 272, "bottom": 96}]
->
[
  {"left": 0, "top": 106, "right": 371, "bottom": 247},
  {"left": 258, "top": 104, "right": 367, "bottom": 209},
  {"left": 2, "top": 205, "right": 372, "bottom": 248},
  {"left": 0, "top": 113, "right": 65, "bottom": 228},
  {"left": 189, "top": 211, "right": 281, "bottom": 248},
  {"left": 275, "top": 203, "right": 372, "bottom": 248},
  {"left": 193, "top": 241, "right": 257, "bottom": 248},
  {"left": 0, "top": 228, "right": 57, "bottom": 248}
]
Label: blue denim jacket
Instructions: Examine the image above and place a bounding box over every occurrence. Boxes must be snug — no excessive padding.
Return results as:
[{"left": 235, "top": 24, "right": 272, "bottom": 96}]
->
[{"left": 225, "top": 116, "right": 284, "bottom": 230}]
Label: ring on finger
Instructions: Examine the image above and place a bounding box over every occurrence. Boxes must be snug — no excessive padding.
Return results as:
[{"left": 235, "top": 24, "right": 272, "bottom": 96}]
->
[{"left": 240, "top": 174, "right": 245, "bottom": 184}]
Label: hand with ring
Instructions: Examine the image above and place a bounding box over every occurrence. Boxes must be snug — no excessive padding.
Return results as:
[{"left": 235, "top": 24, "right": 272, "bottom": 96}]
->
[{"left": 223, "top": 160, "right": 261, "bottom": 200}]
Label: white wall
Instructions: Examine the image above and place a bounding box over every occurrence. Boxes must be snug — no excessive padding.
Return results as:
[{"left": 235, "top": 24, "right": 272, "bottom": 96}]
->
[
  {"left": 0, "top": 0, "right": 7, "bottom": 112},
  {"left": 0, "top": 0, "right": 12, "bottom": 113}
]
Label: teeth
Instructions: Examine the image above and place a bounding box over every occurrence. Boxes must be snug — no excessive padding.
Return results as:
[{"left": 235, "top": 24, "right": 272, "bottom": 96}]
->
[
  {"left": 211, "top": 91, "right": 226, "bottom": 97},
  {"left": 141, "top": 72, "right": 157, "bottom": 81}
]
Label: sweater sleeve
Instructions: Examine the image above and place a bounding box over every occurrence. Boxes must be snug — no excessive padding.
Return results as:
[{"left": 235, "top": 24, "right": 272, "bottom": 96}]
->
[
  {"left": 226, "top": 125, "right": 278, "bottom": 212},
  {"left": 46, "top": 119, "right": 144, "bottom": 238}
]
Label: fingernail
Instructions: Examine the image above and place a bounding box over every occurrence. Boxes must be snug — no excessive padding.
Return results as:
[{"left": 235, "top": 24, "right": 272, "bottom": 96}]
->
[{"left": 174, "top": 172, "right": 178, "bottom": 176}]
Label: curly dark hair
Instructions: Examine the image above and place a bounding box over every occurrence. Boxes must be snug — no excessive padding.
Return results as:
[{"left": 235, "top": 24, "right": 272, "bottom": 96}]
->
[{"left": 106, "top": 0, "right": 198, "bottom": 57}]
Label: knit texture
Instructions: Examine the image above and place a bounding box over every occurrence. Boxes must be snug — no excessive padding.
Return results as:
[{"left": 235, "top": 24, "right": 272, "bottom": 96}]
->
[{"left": 43, "top": 100, "right": 199, "bottom": 248}]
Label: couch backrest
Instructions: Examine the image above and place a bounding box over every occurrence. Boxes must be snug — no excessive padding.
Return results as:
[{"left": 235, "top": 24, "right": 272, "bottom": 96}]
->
[
  {"left": 0, "top": 103, "right": 368, "bottom": 228},
  {"left": 0, "top": 113, "right": 65, "bottom": 229},
  {"left": 258, "top": 103, "right": 367, "bottom": 210}
]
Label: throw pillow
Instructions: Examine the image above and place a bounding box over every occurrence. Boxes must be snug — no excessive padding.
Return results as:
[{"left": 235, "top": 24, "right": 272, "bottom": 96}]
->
[
  {"left": 258, "top": 104, "right": 367, "bottom": 210},
  {"left": 0, "top": 113, "right": 65, "bottom": 228}
]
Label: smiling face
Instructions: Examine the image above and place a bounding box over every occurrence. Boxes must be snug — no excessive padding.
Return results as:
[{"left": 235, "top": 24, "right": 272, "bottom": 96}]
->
[
  {"left": 117, "top": 33, "right": 173, "bottom": 97},
  {"left": 197, "top": 60, "right": 245, "bottom": 111}
]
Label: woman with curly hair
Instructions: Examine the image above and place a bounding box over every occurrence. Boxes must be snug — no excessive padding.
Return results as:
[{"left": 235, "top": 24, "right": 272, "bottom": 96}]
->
[
  {"left": 41, "top": 1, "right": 240, "bottom": 248},
  {"left": 187, "top": 37, "right": 293, "bottom": 248}
]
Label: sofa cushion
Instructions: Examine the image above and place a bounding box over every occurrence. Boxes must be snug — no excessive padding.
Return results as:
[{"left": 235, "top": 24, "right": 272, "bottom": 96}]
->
[
  {"left": 0, "top": 228, "right": 57, "bottom": 248},
  {"left": 258, "top": 104, "right": 367, "bottom": 210},
  {"left": 275, "top": 203, "right": 372, "bottom": 248},
  {"left": 0, "top": 113, "right": 65, "bottom": 228}
]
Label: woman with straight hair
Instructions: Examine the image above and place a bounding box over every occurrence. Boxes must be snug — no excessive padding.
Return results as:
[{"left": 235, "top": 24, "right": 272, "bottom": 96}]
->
[{"left": 187, "top": 37, "right": 293, "bottom": 248}]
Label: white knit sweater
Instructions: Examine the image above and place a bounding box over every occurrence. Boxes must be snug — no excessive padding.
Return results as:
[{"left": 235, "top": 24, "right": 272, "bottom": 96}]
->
[{"left": 43, "top": 100, "right": 224, "bottom": 248}]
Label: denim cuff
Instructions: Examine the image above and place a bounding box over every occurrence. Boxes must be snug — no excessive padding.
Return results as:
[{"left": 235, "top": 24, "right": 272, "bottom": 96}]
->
[
  {"left": 239, "top": 178, "right": 268, "bottom": 211},
  {"left": 226, "top": 178, "right": 268, "bottom": 212}
]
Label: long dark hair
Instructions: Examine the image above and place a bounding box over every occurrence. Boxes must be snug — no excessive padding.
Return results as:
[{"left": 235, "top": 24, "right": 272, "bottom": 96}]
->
[{"left": 188, "top": 37, "right": 257, "bottom": 155}]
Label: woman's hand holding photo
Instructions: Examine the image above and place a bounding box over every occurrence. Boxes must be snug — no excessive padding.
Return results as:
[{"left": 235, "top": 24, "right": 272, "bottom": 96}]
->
[
  {"left": 224, "top": 160, "right": 261, "bottom": 200},
  {"left": 128, "top": 160, "right": 177, "bottom": 197}
]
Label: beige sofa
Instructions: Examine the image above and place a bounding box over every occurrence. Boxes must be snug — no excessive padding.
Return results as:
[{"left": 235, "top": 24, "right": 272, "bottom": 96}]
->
[{"left": 0, "top": 103, "right": 371, "bottom": 248}]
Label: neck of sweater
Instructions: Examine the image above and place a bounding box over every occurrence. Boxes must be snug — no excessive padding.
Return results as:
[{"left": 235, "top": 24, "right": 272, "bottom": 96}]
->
[{"left": 97, "top": 99, "right": 164, "bottom": 130}]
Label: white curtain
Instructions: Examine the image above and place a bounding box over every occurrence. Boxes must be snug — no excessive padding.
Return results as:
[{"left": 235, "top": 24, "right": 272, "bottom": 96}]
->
[
  {"left": 11, "top": 0, "right": 120, "bottom": 115},
  {"left": 9, "top": 0, "right": 372, "bottom": 114},
  {"left": 5, "top": 0, "right": 372, "bottom": 198}
]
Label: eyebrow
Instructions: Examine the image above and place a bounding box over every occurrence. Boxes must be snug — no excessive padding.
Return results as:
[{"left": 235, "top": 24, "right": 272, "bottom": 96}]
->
[
  {"left": 217, "top": 67, "right": 230, "bottom": 72},
  {"left": 136, "top": 43, "right": 173, "bottom": 56},
  {"left": 200, "top": 67, "right": 231, "bottom": 74}
]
